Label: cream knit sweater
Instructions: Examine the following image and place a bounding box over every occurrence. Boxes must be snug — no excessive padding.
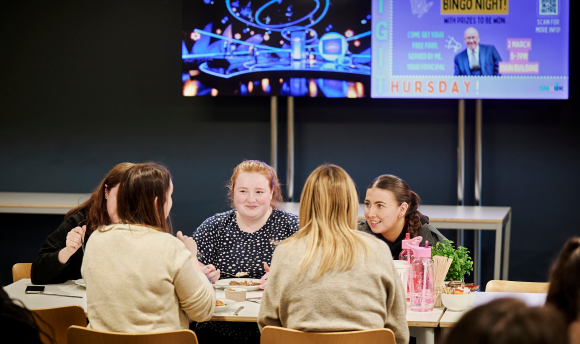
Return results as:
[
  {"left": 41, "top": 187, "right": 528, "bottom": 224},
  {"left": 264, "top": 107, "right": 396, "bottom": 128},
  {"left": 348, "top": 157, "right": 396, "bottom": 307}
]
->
[
  {"left": 81, "top": 224, "right": 215, "bottom": 333},
  {"left": 258, "top": 231, "right": 409, "bottom": 344}
]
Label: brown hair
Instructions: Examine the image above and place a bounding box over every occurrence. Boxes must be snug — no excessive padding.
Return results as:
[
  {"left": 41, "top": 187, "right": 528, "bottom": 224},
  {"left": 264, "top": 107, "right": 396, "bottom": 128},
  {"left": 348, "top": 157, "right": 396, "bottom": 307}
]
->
[
  {"left": 546, "top": 237, "right": 580, "bottom": 324},
  {"left": 228, "top": 160, "right": 283, "bottom": 209},
  {"left": 114, "top": 163, "right": 173, "bottom": 234},
  {"left": 368, "top": 174, "right": 422, "bottom": 237},
  {"left": 444, "top": 298, "right": 568, "bottom": 344},
  {"left": 65, "top": 162, "right": 134, "bottom": 237}
]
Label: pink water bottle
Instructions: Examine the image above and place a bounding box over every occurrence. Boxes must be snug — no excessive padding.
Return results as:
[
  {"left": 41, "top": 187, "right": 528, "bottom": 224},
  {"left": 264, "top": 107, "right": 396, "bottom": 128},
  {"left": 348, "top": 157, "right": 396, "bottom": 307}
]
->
[
  {"left": 399, "top": 233, "right": 422, "bottom": 263},
  {"left": 399, "top": 234, "right": 422, "bottom": 305},
  {"left": 409, "top": 241, "right": 434, "bottom": 312}
]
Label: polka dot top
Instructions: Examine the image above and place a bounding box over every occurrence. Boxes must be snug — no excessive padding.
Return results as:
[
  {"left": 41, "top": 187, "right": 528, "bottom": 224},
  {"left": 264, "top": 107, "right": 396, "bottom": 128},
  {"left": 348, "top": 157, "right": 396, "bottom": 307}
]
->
[
  {"left": 193, "top": 208, "right": 300, "bottom": 279},
  {"left": 192, "top": 208, "right": 299, "bottom": 339}
]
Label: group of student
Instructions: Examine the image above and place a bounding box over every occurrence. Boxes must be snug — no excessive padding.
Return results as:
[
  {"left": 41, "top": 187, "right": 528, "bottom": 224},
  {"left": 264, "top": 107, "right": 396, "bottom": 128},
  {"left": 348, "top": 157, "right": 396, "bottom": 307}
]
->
[{"left": 0, "top": 160, "right": 578, "bottom": 344}]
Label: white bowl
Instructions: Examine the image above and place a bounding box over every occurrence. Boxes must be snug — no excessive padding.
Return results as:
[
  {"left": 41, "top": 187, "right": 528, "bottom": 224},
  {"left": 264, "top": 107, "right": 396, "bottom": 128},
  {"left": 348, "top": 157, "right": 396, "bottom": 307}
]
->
[
  {"left": 214, "top": 299, "right": 237, "bottom": 313},
  {"left": 468, "top": 291, "right": 477, "bottom": 307},
  {"left": 441, "top": 293, "right": 471, "bottom": 312}
]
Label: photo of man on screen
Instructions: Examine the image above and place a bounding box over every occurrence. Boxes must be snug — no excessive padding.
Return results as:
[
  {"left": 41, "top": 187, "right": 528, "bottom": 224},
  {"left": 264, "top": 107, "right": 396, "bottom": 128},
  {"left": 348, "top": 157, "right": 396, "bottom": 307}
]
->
[{"left": 454, "top": 27, "right": 502, "bottom": 76}]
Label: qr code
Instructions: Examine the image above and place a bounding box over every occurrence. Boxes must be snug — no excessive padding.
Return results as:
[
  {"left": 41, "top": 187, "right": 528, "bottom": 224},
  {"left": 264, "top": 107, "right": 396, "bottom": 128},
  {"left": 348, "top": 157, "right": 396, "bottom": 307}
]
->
[{"left": 539, "top": 0, "right": 558, "bottom": 15}]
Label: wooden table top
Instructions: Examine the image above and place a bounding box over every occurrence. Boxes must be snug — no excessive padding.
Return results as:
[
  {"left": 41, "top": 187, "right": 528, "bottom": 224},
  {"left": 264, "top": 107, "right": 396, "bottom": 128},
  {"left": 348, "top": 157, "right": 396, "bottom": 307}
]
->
[
  {"left": 282, "top": 202, "right": 510, "bottom": 223},
  {"left": 0, "top": 192, "right": 89, "bottom": 214}
]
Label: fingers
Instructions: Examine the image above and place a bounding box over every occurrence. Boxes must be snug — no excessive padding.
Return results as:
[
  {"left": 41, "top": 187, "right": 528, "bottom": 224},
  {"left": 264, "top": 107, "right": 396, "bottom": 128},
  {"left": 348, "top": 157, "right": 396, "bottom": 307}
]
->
[
  {"left": 176, "top": 231, "right": 184, "bottom": 240},
  {"left": 260, "top": 280, "right": 267, "bottom": 289},
  {"left": 206, "top": 264, "right": 217, "bottom": 273},
  {"left": 208, "top": 270, "right": 220, "bottom": 283},
  {"left": 81, "top": 225, "right": 86, "bottom": 240},
  {"left": 263, "top": 262, "right": 270, "bottom": 272}
]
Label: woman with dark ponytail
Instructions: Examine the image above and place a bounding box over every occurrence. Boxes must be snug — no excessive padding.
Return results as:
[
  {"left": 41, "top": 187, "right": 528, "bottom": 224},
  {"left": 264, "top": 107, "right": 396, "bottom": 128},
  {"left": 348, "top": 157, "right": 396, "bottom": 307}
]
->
[{"left": 359, "top": 175, "right": 446, "bottom": 259}]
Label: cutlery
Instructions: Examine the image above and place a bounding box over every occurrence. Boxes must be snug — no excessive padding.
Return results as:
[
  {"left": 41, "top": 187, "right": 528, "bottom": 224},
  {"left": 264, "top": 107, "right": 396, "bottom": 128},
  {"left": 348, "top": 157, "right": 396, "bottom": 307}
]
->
[
  {"left": 41, "top": 292, "right": 83, "bottom": 298},
  {"left": 233, "top": 306, "right": 245, "bottom": 316}
]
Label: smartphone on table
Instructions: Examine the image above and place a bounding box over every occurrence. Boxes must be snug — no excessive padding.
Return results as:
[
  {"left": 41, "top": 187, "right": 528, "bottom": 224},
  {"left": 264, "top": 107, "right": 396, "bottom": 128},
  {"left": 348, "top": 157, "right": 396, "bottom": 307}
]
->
[{"left": 25, "top": 286, "right": 45, "bottom": 294}]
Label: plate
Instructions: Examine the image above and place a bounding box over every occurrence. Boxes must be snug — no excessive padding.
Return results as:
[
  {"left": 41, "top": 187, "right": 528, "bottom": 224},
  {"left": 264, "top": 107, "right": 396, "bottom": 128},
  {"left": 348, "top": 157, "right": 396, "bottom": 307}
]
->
[
  {"left": 214, "top": 298, "right": 237, "bottom": 313},
  {"left": 74, "top": 279, "right": 86, "bottom": 287},
  {"left": 215, "top": 278, "right": 261, "bottom": 291}
]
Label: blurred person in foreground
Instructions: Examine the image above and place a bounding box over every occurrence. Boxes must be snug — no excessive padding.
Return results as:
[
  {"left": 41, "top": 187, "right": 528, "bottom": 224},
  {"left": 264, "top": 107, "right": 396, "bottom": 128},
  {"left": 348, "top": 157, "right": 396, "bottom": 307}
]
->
[
  {"left": 545, "top": 237, "right": 580, "bottom": 344},
  {"left": 258, "top": 164, "right": 409, "bottom": 344},
  {"left": 444, "top": 298, "right": 567, "bottom": 344}
]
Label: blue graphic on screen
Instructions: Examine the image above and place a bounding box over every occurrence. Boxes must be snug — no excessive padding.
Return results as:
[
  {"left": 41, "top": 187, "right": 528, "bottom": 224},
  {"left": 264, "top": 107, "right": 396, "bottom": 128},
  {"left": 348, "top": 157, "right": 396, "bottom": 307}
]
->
[{"left": 182, "top": 0, "right": 371, "bottom": 97}]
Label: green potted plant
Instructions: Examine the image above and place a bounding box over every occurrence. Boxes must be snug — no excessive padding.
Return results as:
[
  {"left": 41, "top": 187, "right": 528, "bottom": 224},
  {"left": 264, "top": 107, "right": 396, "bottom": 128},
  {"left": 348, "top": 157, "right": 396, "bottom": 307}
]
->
[{"left": 431, "top": 239, "right": 474, "bottom": 281}]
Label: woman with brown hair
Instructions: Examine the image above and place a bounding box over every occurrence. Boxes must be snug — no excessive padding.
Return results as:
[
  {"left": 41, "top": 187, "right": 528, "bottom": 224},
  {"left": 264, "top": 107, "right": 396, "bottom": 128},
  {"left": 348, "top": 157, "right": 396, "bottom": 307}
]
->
[
  {"left": 444, "top": 298, "right": 568, "bottom": 344},
  {"left": 31, "top": 162, "right": 134, "bottom": 284},
  {"left": 258, "top": 164, "right": 409, "bottom": 344},
  {"left": 192, "top": 160, "right": 299, "bottom": 344},
  {"left": 359, "top": 174, "right": 446, "bottom": 259},
  {"left": 81, "top": 162, "right": 215, "bottom": 332},
  {"left": 545, "top": 237, "right": 580, "bottom": 343}
]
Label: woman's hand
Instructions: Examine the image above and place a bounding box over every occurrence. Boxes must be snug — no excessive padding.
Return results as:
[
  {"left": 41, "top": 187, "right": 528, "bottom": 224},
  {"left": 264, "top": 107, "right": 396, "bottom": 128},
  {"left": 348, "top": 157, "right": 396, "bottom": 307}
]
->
[
  {"left": 199, "top": 262, "right": 220, "bottom": 283},
  {"left": 58, "top": 225, "right": 86, "bottom": 264},
  {"left": 176, "top": 231, "right": 198, "bottom": 257},
  {"left": 260, "top": 262, "right": 270, "bottom": 289}
]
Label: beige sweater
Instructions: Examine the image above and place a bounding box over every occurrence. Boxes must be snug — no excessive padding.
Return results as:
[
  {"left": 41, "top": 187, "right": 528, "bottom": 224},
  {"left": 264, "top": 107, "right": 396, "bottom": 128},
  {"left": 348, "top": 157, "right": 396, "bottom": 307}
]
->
[
  {"left": 81, "top": 224, "right": 215, "bottom": 333},
  {"left": 258, "top": 232, "right": 409, "bottom": 344}
]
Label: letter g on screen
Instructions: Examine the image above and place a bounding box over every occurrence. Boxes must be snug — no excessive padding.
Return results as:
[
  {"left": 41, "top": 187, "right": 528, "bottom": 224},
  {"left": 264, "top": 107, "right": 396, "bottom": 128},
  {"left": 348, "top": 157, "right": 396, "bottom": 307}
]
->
[{"left": 375, "top": 21, "right": 388, "bottom": 40}]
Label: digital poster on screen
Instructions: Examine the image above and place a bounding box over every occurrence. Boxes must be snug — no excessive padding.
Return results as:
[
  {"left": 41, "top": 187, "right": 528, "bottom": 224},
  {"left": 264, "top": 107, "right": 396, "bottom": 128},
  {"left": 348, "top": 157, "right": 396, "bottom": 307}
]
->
[{"left": 182, "top": 0, "right": 568, "bottom": 99}]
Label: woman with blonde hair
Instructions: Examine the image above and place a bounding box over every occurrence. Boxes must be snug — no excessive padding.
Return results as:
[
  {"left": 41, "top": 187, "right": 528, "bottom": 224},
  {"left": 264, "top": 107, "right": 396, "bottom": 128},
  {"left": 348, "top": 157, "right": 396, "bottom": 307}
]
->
[
  {"left": 258, "top": 164, "right": 409, "bottom": 344},
  {"left": 193, "top": 160, "right": 299, "bottom": 343}
]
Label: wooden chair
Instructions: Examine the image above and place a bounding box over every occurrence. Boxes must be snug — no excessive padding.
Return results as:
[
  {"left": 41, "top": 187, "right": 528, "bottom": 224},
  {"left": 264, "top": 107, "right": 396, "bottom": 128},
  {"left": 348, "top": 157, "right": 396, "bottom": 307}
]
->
[
  {"left": 32, "top": 306, "right": 87, "bottom": 344},
  {"left": 485, "top": 280, "right": 549, "bottom": 293},
  {"left": 67, "top": 326, "right": 199, "bottom": 344},
  {"left": 13, "top": 263, "right": 33, "bottom": 282},
  {"left": 260, "top": 326, "right": 396, "bottom": 344}
]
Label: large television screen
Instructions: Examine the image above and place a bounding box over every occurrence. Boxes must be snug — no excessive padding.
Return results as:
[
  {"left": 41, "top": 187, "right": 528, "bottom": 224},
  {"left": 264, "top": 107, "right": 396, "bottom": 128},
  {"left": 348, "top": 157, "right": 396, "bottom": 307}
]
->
[
  {"left": 182, "top": 0, "right": 372, "bottom": 98},
  {"left": 182, "top": 0, "right": 569, "bottom": 99},
  {"left": 372, "top": 0, "right": 569, "bottom": 99}
]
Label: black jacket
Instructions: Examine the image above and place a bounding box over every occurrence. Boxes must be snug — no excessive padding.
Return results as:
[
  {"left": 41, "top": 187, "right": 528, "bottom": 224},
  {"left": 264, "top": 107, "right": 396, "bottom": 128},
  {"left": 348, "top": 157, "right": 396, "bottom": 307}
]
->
[{"left": 31, "top": 211, "right": 86, "bottom": 284}]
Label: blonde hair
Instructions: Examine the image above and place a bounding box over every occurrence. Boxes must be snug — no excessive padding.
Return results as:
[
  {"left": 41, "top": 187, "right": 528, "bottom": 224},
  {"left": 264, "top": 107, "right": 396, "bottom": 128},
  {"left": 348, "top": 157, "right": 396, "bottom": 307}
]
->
[
  {"left": 284, "top": 164, "right": 368, "bottom": 279},
  {"left": 228, "top": 160, "right": 283, "bottom": 209}
]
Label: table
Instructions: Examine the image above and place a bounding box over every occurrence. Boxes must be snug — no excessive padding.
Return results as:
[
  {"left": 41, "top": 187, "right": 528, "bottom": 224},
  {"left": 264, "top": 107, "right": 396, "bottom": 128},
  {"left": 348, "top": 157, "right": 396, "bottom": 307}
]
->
[
  {"left": 211, "top": 289, "right": 444, "bottom": 344},
  {"left": 0, "top": 194, "right": 511, "bottom": 281},
  {"left": 283, "top": 203, "right": 513, "bottom": 281},
  {"left": 4, "top": 279, "right": 87, "bottom": 311},
  {"left": 5, "top": 280, "right": 445, "bottom": 344},
  {"left": 0, "top": 192, "right": 89, "bottom": 214}
]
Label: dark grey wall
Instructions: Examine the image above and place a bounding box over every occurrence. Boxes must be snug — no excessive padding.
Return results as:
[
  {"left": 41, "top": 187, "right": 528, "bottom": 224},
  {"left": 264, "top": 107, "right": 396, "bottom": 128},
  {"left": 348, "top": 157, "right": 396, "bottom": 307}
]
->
[{"left": 1, "top": 1, "right": 577, "bottom": 287}]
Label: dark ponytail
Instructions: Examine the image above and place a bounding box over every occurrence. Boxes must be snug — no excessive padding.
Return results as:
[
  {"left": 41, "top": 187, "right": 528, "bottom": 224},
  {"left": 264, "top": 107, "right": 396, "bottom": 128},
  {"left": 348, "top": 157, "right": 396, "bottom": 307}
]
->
[
  {"left": 545, "top": 237, "right": 580, "bottom": 324},
  {"left": 368, "top": 175, "right": 423, "bottom": 238}
]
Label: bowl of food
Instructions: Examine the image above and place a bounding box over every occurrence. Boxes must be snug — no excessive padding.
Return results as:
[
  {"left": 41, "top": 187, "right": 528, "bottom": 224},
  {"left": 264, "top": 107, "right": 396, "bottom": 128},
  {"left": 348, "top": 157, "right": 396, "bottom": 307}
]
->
[
  {"left": 214, "top": 278, "right": 262, "bottom": 291},
  {"left": 441, "top": 293, "right": 471, "bottom": 312},
  {"left": 214, "top": 299, "right": 237, "bottom": 313},
  {"left": 225, "top": 287, "right": 247, "bottom": 302}
]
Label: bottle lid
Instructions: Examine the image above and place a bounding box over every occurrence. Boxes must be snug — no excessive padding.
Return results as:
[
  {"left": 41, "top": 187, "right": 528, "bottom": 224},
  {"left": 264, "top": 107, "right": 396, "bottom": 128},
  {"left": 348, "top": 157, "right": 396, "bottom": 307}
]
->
[
  {"left": 402, "top": 235, "right": 423, "bottom": 249},
  {"left": 411, "top": 241, "right": 431, "bottom": 257}
]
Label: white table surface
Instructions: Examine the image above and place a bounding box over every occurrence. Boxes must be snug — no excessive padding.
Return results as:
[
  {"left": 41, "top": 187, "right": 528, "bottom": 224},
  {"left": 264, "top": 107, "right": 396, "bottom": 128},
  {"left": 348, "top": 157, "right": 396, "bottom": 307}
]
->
[
  {"left": 439, "top": 291, "right": 547, "bottom": 327},
  {"left": 4, "top": 279, "right": 87, "bottom": 311},
  {"left": 6, "top": 279, "right": 445, "bottom": 328}
]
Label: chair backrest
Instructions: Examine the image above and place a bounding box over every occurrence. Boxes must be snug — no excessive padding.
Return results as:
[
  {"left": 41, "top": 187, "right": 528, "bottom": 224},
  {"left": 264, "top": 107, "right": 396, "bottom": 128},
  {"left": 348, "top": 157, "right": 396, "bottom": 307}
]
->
[
  {"left": 260, "top": 326, "right": 396, "bottom": 344},
  {"left": 13, "top": 263, "right": 33, "bottom": 282},
  {"left": 485, "top": 280, "right": 549, "bottom": 293},
  {"left": 67, "top": 326, "right": 199, "bottom": 344},
  {"left": 32, "top": 305, "right": 87, "bottom": 344}
]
